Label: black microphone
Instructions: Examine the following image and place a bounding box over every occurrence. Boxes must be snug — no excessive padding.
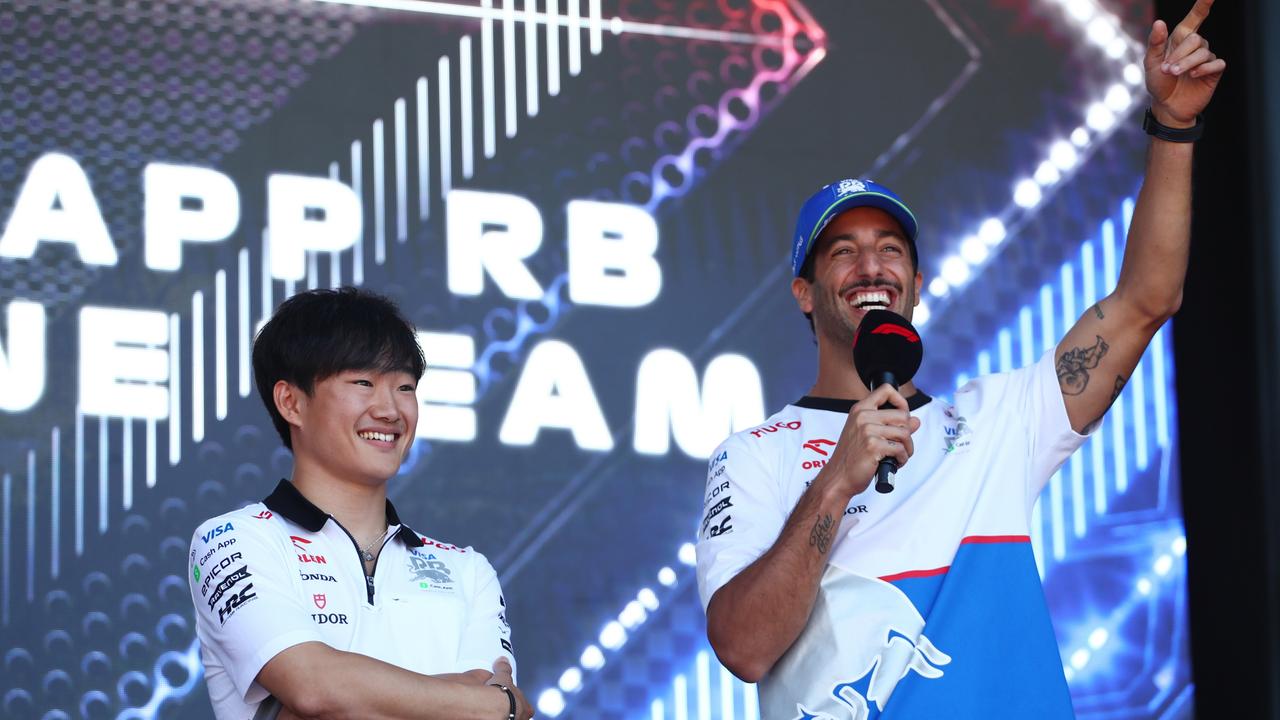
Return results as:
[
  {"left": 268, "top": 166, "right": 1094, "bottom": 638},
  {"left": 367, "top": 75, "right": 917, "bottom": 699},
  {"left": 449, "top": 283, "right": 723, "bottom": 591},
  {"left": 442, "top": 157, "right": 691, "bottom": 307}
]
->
[{"left": 852, "top": 309, "right": 924, "bottom": 493}]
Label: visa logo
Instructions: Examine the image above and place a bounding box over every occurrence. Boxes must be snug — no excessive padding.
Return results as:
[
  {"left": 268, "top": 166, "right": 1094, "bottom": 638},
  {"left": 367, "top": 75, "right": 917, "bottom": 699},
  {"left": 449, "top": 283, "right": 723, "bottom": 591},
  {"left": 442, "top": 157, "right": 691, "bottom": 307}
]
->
[{"left": 201, "top": 522, "right": 234, "bottom": 544}]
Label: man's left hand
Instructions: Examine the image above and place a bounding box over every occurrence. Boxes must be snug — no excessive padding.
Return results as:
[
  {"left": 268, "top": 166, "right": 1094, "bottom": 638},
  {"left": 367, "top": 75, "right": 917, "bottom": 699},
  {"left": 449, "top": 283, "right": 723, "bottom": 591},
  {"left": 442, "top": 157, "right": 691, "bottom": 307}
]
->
[{"left": 1145, "top": 0, "right": 1226, "bottom": 127}]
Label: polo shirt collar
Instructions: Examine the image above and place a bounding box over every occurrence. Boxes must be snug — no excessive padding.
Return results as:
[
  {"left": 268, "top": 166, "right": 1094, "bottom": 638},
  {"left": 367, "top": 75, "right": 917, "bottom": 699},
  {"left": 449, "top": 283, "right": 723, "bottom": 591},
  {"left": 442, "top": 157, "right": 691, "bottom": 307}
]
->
[{"left": 263, "top": 479, "right": 426, "bottom": 547}]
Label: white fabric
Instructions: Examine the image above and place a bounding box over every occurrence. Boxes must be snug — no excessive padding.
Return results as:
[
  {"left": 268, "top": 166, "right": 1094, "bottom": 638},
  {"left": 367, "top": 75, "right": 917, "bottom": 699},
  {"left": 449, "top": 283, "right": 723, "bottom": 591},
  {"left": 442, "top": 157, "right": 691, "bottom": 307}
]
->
[
  {"left": 189, "top": 504, "right": 514, "bottom": 720},
  {"left": 694, "top": 350, "right": 1089, "bottom": 715}
]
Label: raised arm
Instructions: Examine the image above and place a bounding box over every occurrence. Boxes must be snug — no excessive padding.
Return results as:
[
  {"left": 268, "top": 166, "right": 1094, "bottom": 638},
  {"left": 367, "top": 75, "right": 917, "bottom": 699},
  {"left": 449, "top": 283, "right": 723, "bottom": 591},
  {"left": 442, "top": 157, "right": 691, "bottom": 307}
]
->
[{"left": 1055, "top": 0, "right": 1224, "bottom": 433}]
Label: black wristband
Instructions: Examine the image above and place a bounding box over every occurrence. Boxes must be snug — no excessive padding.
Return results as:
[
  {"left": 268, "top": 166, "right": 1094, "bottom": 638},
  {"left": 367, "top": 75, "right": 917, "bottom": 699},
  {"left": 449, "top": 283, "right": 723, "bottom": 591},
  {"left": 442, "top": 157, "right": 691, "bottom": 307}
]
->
[
  {"left": 491, "top": 683, "right": 517, "bottom": 720},
  {"left": 1142, "top": 108, "right": 1204, "bottom": 143}
]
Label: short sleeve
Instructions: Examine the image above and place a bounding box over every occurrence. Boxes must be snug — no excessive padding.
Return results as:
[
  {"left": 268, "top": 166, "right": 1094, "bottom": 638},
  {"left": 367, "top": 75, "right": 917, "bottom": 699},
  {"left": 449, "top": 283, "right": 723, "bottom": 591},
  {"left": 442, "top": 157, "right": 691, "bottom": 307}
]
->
[
  {"left": 455, "top": 550, "right": 517, "bottom": 682},
  {"left": 695, "top": 434, "right": 787, "bottom": 611},
  {"left": 188, "top": 517, "right": 323, "bottom": 704}
]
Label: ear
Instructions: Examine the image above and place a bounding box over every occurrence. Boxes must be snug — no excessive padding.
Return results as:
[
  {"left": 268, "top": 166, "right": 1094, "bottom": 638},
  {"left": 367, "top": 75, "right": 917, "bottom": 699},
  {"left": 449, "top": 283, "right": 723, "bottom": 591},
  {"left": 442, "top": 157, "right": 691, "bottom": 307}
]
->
[
  {"left": 791, "top": 276, "right": 815, "bottom": 314},
  {"left": 273, "top": 380, "right": 307, "bottom": 430},
  {"left": 913, "top": 271, "right": 924, "bottom": 306}
]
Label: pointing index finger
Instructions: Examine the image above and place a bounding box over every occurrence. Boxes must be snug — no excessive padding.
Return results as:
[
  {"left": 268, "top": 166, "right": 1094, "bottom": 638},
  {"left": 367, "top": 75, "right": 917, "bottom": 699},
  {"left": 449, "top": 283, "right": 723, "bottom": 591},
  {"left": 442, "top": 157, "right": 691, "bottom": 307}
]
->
[{"left": 1175, "top": 0, "right": 1214, "bottom": 37}]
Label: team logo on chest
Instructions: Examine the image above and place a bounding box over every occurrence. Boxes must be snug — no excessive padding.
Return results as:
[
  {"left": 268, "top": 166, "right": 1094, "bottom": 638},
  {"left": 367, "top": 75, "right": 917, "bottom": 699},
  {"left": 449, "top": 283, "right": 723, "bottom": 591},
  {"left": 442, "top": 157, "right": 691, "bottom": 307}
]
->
[
  {"left": 408, "top": 549, "right": 455, "bottom": 593},
  {"left": 941, "top": 406, "right": 973, "bottom": 453},
  {"left": 313, "top": 593, "right": 327, "bottom": 610}
]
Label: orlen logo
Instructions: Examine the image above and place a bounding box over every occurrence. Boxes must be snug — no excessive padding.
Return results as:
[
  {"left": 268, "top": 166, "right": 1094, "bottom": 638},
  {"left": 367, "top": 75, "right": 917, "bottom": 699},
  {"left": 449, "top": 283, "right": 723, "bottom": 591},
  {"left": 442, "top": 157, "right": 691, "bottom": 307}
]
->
[
  {"left": 200, "top": 522, "right": 234, "bottom": 544},
  {"left": 872, "top": 324, "right": 919, "bottom": 343},
  {"left": 801, "top": 438, "right": 837, "bottom": 470},
  {"left": 750, "top": 420, "right": 801, "bottom": 439},
  {"left": 291, "top": 536, "right": 327, "bottom": 564}
]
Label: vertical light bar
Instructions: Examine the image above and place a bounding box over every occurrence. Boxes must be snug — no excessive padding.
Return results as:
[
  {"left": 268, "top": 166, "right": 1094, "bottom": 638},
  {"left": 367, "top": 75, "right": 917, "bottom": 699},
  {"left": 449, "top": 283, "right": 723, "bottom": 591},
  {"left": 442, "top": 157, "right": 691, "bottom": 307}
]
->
[
  {"left": 2, "top": 472, "right": 9, "bottom": 625},
  {"left": 306, "top": 250, "right": 318, "bottom": 290},
  {"left": 588, "top": 0, "right": 602, "bottom": 54},
  {"left": 122, "top": 418, "right": 133, "bottom": 511},
  {"left": 718, "top": 666, "right": 734, "bottom": 719},
  {"left": 329, "top": 162, "right": 343, "bottom": 287},
  {"left": 651, "top": 699, "right": 664, "bottom": 720},
  {"left": 75, "top": 407, "right": 84, "bottom": 555},
  {"left": 524, "top": 0, "right": 540, "bottom": 117},
  {"left": 481, "top": 0, "right": 497, "bottom": 158},
  {"left": 1153, "top": 325, "right": 1169, "bottom": 446},
  {"left": 372, "top": 119, "right": 387, "bottom": 264},
  {"left": 146, "top": 418, "right": 157, "bottom": 489},
  {"left": 351, "top": 140, "right": 365, "bottom": 284},
  {"left": 192, "top": 291, "right": 205, "bottom": 443},
  {"left": 976, "top": 351, "right": 991, "bottom": 376},
  {"left": 215, "top": 269, "right": 228, "bottom": 421},
  {"left": 284, "top": 276, "right": 295, "bottom": 300},
  {"left": 394, "top": 98, "right": 408, "bottom": 242},
  {"left": 438, "top": 55, "right": 453, "bottom": 198},
  {"left": 567, "top": 0, "right": 582, "bottom": 75},
  {"left": 98, "top": 417, "right": 108, "bottom": 533},
  {"left": 26, "top": 450, "right": 34, "bottom": 602},
  {"left": 1101, "top": 219, "right": 1118, "bottom": 293},
  {"left": 50, "top": 427, "right": 59, "bottom": 579},
  {"left": 1018, "top": 307, "right": 1034, "bottom": 368},
  {"left": 416, "top": 78, "right": 431, "bottom": 220},
  {"left": 673, "top": 674, "right": 688, "bottom": 720},
  {"left": 696, "top": 651, "right": 710, "bottom": 720},
  {"left": 546, "top": 0, "right": 561, "bottom": 95},
  {"left": 169, "top": 313, "right": 182, "bottom": 466},
  {"left": 460, "top": 36, "right": 475, "bottom": 179},
  {"left": 1133, "top": 349, "right": 1149, "bottom": 470},
  {"left": 260, "top": 229, "right": 272, "bottom": 324},
  {"left": 742, "top": 682, "right": 758, "bottom": 720},
  {"left": 238, "top": 247, "right": 251, "bottom": 398},
  {"left": 998, "top": 329, "right": 1012, "bottom": 372},
  {"left": 503, "top": 0, "right": 518, "bottom": 138}
]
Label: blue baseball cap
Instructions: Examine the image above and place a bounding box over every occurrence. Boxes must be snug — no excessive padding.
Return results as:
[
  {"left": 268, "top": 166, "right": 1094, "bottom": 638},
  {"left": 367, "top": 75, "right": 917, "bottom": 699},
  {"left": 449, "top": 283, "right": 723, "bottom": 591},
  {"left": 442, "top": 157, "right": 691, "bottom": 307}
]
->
[{"left": 791, "top": 179, "right": 919, "bottom": 277}]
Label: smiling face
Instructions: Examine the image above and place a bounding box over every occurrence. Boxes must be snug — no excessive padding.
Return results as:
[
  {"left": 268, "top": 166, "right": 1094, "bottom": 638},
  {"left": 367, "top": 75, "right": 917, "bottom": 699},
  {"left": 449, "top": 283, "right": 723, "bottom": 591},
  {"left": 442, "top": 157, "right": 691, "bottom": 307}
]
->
[
  {"left": 280, "top": 369, "right": 419, "bottom": 488},
  {"left": 792, "top": 206, "right": 923, "bottom": 349}
]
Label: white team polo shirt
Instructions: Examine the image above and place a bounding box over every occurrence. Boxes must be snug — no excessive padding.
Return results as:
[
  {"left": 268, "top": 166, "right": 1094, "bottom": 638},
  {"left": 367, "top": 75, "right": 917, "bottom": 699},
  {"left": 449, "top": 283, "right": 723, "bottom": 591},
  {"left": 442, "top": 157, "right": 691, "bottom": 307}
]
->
[
  {"left": 188, "top": 480, "right": 515, "bottom": 720},
  {"left": 695, "top": 351, "right": 1087, "bottom": 718}
]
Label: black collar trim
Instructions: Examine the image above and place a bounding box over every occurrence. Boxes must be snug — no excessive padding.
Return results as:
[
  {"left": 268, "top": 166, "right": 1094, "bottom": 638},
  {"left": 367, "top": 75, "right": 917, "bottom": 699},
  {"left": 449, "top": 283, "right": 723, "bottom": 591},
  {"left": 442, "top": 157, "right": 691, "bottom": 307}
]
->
[
  {"left": 263, "top": 479, "right": 425, "bottom": 547},
  {"left": 793, "top": 391, "right": 933, "bottom": 414}
]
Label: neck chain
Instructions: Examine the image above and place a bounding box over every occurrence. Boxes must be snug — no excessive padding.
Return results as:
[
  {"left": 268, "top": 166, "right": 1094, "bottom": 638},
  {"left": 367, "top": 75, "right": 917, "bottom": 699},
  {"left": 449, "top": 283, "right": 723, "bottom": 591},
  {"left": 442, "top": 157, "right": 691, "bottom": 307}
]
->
[{"left": 359, "top": 526, "right": 389, "bottom": 563}]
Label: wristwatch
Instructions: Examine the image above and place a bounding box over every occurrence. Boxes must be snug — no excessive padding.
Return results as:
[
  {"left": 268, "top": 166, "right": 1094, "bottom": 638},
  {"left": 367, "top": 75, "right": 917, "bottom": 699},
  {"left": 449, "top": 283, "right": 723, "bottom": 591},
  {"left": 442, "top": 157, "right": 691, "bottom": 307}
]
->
[
  {"left": 491, "top": 683, "right": 517, "bottom": 720},
  {"left": 1142, "top": 108, "right": 1204, "bottom": 143}
]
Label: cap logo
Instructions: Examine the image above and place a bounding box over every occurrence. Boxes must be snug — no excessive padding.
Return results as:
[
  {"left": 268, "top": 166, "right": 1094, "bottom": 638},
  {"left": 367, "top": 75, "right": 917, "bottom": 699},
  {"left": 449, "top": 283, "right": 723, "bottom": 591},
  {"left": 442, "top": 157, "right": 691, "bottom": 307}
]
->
[{"left": 836, "top": 179, "right": 867, "bottom": 196}]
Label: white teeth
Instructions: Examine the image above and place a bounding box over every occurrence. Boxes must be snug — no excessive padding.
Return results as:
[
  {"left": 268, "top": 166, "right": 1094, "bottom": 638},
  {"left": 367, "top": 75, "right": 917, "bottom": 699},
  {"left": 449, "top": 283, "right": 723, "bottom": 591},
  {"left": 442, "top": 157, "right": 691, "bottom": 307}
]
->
[
  {"left": 849, "top": 290, "right": 891, "bottom": 309},
  {"left": 359, "top": 431, "right": 396, "bottom": 443}
]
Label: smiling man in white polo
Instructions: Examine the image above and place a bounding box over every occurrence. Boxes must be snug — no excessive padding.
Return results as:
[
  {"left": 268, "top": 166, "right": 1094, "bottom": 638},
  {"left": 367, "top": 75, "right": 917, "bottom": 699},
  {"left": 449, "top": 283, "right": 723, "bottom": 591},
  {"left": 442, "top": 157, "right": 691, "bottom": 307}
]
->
[{"left": 188, "top": 287, "right": 531, "bottom": 720}]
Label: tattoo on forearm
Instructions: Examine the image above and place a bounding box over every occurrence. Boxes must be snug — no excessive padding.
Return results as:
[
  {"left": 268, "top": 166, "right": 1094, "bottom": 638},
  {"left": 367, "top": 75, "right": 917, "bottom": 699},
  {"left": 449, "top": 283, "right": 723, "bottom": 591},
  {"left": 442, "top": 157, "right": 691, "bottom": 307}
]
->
[
  {"left": 1056, "top": 335, "right": 1110, "bottom": 396},
  {"left": 809, "top": 514, "right": 835, "bottom": 555},
  {"left": 1083, "top": 375, "right": 1127, "bottom": 433},
  {"left": 1092, "top": 303, "right": 1105, "bottom": 320}
]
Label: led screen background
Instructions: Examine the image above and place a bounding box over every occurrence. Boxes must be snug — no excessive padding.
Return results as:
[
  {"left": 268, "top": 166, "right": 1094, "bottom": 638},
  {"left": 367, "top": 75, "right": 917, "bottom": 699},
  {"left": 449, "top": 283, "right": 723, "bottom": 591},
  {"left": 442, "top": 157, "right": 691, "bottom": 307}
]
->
[{"left": 0, "top": 0, "right": 1193, "bottom": 718}]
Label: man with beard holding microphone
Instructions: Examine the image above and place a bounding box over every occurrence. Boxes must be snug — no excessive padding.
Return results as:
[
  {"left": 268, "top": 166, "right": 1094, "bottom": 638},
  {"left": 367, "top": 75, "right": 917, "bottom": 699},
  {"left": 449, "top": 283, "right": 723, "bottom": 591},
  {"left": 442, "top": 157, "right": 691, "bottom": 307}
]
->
[{"left": 694, "top": 2, "right": 1224, "bottom": 717}]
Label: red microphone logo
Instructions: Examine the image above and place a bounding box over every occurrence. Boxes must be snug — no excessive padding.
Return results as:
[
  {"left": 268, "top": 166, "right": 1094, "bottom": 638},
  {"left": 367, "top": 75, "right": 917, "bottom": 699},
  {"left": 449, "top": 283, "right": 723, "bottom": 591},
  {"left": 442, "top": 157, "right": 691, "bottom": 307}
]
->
[{"left": 871, "top": 324, "right": 919, "bottom": 343}]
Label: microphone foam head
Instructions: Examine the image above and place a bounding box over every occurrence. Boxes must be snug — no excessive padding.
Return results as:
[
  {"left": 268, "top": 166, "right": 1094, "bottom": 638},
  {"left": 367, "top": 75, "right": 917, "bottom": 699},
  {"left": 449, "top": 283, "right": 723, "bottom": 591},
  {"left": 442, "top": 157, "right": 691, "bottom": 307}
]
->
[{"left": 852, "top": 309, "right": 924, "bottom": 388}]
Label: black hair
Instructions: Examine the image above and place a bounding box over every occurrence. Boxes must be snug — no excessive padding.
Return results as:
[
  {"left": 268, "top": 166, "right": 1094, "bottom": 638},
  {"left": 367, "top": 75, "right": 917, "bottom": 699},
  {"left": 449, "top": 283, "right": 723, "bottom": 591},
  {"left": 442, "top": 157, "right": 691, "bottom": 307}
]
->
[{"left": 252, "top": 287, "right": 426, "bottom": 450}]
